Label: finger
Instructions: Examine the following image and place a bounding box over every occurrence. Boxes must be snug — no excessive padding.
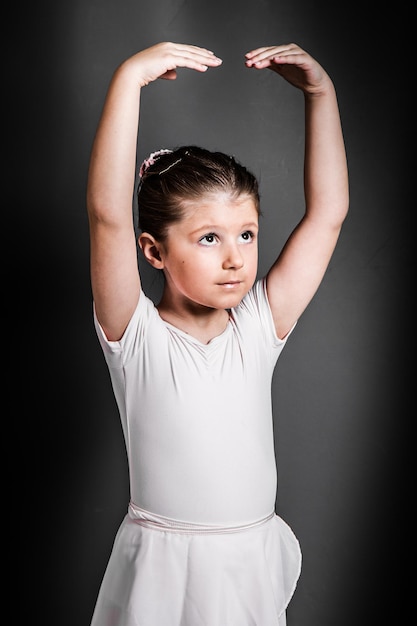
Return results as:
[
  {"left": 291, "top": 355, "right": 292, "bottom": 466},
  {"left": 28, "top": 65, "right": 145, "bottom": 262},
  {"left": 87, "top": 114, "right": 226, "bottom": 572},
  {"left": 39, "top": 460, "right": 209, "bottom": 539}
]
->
[
  {"left": 174, "top": 43, "right": 216, "bottom": 57},
  {"left": 245, "top": 45, "right": 276, "bottom": 58},
  {"left": 171, "top": 43, "right": 222, "bottom": 65},
  {"left": 169, "top": 45, "right": 222, "bottom": 72},
  {"left": 245, "top": 44, "right": 301, "bottom": 67},
  {"left": 245, "top": 43, "right": 301, "bottom": 57}
]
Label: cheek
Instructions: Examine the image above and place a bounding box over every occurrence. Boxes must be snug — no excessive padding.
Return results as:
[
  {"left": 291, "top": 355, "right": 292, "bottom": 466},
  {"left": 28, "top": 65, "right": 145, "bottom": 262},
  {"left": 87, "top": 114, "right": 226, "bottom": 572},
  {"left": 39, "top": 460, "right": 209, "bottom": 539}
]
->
[
  {"left": 246, "top": 246, "right": 258, "bottom": 268},
  {"left": 171, "top": 256, "right": 207, "bottom": 281}
]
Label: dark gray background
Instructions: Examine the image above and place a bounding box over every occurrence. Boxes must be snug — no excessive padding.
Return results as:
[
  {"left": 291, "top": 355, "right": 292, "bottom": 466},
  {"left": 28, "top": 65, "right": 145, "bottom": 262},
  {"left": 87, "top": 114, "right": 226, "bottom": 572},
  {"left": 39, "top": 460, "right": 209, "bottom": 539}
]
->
[{"left": 21, "top": 1, "right": 410, "bottom": 624}]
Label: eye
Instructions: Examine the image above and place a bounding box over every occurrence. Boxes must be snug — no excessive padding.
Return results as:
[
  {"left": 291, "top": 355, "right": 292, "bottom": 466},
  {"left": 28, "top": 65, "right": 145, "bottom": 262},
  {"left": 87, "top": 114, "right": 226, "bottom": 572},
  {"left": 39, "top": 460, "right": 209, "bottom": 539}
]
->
[
  {"left": 239, "top": 230, "right": 255, "bottom": 243},
  {"left": 199, "top": 233, "right": 218, "bottom": 246}
]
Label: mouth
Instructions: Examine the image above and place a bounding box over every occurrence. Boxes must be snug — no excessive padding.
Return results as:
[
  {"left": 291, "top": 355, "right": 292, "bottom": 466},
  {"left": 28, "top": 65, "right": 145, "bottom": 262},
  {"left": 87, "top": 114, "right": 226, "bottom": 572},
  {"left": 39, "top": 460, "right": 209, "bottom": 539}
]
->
[{"left": 218, "top": 281, "right": 242, "bottom": 289}]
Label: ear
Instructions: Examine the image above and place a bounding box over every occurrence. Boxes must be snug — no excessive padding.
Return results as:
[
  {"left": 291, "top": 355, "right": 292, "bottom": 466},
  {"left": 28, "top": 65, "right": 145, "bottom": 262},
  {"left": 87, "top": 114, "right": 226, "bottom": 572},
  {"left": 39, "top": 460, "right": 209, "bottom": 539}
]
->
[{"left": 138, "top": 233, "right": 165, "bottom": 269}]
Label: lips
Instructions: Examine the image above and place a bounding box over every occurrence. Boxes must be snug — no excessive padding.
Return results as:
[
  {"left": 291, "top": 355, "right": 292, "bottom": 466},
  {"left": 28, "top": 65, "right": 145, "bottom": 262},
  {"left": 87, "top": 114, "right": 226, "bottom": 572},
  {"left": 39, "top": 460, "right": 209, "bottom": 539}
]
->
[{"left": 218, "top": 281, "right": 242, "bottom": 288}]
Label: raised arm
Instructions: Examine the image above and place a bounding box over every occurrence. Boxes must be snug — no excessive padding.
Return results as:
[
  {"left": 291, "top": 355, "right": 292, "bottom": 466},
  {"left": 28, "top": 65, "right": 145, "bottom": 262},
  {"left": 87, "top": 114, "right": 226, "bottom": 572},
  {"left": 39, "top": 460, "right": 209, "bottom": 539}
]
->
[
  {"left": 245, "top": 44, "right": 349, "bottom": 339},
  {"left": 87, "top": 42, "right": 222, "bottom": 341}
]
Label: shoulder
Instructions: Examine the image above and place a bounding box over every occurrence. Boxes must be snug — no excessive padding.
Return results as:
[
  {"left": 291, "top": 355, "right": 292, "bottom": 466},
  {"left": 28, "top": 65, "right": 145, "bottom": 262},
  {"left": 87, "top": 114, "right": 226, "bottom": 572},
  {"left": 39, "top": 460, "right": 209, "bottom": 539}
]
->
[
  {"left": 234, "top": 278, "right": 271, "bottom": 323},
  {"left": 93, "top": 290, "right": 159, "bottom": 358},
  {"left": 230, "top": 279, "right": 295, "bottom": 367},
  {"left": 232, "top": 279, "right": 283, "bottom": 343}
]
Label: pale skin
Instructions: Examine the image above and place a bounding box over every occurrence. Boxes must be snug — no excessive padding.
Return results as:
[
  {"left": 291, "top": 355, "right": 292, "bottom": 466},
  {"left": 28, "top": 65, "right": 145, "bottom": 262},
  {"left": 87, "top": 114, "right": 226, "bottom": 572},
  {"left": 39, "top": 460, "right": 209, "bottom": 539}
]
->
[{"left": 87, "top": 42, "right": 349, "bottom": 344}]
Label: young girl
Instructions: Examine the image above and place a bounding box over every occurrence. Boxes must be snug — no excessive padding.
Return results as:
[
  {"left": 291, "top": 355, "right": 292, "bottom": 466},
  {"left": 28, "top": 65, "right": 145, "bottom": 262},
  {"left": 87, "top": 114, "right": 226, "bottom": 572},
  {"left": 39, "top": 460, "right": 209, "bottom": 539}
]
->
[{"left": 87, "top": 42, "right": 349, "bottom": 626}]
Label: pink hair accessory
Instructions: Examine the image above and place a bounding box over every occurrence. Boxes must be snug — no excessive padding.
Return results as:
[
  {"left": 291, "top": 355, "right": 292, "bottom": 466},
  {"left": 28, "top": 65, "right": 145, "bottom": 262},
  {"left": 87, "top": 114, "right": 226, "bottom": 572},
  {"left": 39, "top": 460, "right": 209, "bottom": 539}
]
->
[{"left": 139, "top": 149, "right": 173, "bottom": 178}]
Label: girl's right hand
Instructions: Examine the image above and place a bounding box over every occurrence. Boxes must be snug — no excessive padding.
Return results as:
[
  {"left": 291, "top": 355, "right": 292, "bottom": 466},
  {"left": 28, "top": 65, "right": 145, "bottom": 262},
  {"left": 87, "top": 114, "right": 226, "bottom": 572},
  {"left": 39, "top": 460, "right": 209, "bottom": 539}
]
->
[{"left": 122, "top": 42, "right": 222, "bottom": 87}]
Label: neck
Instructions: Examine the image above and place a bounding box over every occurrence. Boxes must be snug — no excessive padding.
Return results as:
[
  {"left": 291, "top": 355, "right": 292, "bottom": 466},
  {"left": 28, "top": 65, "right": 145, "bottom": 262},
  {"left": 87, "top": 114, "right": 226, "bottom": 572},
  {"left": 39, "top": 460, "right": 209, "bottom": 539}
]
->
[{"left": 157, "top": 301, "right": 230, "bottom": 344}]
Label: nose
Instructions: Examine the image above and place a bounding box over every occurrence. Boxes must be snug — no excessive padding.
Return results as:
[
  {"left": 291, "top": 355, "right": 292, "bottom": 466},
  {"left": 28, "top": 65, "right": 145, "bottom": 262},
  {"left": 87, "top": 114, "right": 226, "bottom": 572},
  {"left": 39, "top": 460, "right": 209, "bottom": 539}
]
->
[{"left": 222, "top": 243, "right": 244, "bottom": 270}]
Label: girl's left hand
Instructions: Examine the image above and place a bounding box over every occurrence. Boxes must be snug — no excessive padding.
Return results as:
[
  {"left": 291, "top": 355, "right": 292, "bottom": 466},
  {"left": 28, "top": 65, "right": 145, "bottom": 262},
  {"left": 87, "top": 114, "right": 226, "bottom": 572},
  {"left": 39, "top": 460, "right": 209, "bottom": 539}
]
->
[{"left": 244, "top": 43, "right": 331, "bottom": 95}]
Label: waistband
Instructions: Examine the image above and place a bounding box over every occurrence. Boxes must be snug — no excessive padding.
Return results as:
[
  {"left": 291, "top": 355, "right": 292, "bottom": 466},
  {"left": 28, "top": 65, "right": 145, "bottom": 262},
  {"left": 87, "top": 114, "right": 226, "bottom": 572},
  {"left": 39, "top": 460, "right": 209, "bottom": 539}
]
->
[{"left": 128, "top": 502, "right": 275, "bottom": 535}]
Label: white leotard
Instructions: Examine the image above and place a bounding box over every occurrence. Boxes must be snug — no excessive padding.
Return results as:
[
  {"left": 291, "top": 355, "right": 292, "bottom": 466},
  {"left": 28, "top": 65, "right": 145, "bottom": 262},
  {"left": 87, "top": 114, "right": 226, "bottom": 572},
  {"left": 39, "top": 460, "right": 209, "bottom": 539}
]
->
[{"left": 94, "top": 277, "right": 294, "bottom": 525}]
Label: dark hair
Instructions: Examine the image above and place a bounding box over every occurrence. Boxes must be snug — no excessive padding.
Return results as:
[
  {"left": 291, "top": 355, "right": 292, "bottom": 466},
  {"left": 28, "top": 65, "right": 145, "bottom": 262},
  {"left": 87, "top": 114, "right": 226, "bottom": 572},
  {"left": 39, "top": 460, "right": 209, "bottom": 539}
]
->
[{"left": 137, "top": 146, "right": 260, "bottom": 241}]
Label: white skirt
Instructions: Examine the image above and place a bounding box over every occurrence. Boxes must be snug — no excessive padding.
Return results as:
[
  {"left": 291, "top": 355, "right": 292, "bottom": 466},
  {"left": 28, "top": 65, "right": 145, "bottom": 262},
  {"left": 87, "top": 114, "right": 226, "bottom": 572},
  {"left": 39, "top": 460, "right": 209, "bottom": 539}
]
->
[{"left": 91, "top": 503, "right": 302, "bottom": 626}]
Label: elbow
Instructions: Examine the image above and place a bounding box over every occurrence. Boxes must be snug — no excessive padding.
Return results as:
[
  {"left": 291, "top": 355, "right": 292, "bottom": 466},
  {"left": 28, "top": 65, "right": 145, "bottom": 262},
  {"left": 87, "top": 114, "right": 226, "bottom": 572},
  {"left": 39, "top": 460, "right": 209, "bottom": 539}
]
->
[
  {"left": 87, "top": 192, "right": 122, "bottom": 229},
  {"left": 342, "top": 187, "right": 350, "bottom": 223},
  {"left": 334, "top": 183, "right": 350, "bottom": 227}
]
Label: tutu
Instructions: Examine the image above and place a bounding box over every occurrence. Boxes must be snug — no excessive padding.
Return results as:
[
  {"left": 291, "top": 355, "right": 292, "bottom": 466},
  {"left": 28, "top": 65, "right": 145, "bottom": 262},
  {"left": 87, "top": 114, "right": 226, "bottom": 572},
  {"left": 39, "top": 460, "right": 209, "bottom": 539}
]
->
[{"left": 90, "top": 503, "right": 301, "bottom": 626}]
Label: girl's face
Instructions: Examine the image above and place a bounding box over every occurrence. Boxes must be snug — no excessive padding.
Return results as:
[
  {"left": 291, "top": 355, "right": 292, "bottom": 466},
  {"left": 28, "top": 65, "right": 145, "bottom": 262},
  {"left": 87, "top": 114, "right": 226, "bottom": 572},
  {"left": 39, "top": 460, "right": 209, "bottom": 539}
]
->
[{"left": 159, "top": 193, "right": 259, "bottom": 311}]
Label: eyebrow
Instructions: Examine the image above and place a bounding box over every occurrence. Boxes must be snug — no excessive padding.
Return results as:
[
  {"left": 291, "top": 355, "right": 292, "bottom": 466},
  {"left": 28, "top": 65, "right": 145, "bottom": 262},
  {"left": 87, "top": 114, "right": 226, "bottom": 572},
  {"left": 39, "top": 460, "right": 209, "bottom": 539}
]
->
[{"left": 189, "top": 222, "right": 259, "bottom": 236}]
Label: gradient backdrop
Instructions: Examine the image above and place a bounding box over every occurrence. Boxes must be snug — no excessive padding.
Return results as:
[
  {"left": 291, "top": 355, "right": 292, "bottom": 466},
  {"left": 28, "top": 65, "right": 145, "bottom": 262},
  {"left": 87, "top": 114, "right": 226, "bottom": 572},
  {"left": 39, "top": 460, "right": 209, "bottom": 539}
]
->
[{"left": 21, "top": 1, "right": 410, "bottom": 624}]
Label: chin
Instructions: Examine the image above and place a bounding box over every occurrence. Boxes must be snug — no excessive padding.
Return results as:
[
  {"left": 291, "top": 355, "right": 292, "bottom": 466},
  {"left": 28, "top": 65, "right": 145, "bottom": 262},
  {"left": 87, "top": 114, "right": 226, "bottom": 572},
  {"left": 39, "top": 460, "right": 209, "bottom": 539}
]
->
[{"left": 222, "top": 291, "right": 249, "bottom": 309}]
